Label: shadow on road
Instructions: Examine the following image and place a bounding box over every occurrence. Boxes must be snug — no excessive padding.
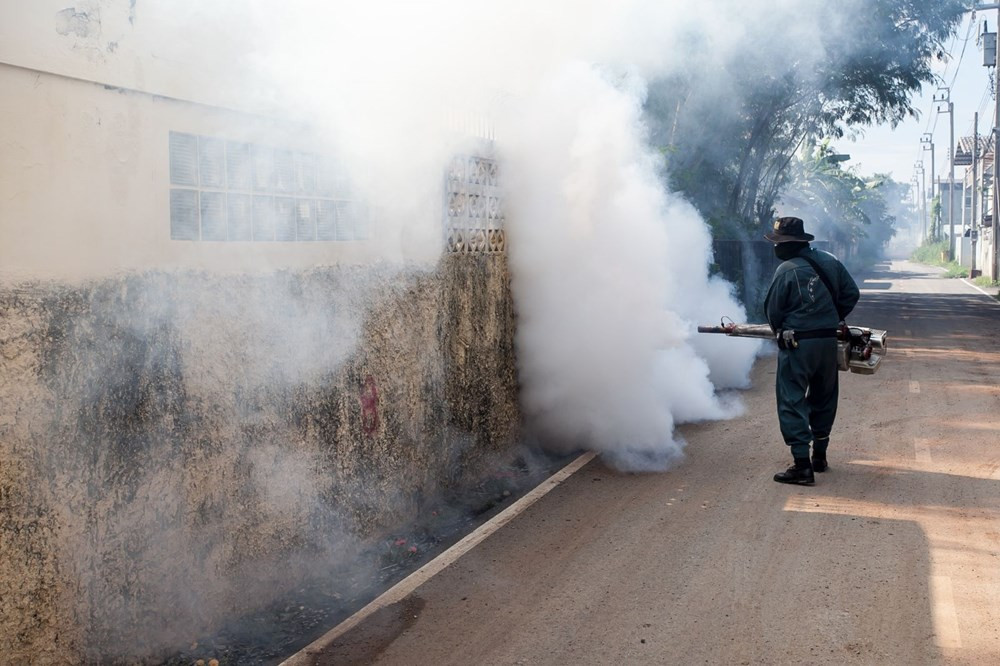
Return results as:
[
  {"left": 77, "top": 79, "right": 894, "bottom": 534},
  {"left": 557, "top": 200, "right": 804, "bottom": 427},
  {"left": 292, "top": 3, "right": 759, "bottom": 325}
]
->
[
  {"left": 857, "top": 292, "right": 1000, "bottom": 351},
  {"left": 293, "top": 258, "right": 999, "bottom": 665}
]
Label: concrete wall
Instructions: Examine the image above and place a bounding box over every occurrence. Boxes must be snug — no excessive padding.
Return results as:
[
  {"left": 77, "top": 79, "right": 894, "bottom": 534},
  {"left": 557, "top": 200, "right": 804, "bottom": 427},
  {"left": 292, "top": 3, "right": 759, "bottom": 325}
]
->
[
  {"left": 0, "top": 6, "right": 521, "bottom": 661},
  {"left": 955, "top": 153, "right": 999, "bottom": 278},
  {"left": 0, "top": 256, "right": 519, "bottom": 663},
  {"left": 0, "top": 0, "right": 272, "bottom": 112}
]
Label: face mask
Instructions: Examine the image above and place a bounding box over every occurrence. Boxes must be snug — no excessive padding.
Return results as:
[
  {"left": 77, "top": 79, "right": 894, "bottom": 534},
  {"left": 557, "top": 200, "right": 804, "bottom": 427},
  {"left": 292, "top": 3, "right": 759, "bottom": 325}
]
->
[{"left": 774, "top": 242, "right": 806, "bottom": 261}]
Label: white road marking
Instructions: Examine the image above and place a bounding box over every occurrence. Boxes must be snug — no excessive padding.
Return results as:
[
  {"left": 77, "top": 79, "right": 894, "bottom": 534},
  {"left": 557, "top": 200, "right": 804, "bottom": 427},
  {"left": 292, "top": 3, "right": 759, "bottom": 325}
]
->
[
  {"left": 960, "top": 278, "right": 1000, "bottom": 306},
  {"left": 931, "top": 575, "right": 963, "bottom": 649},
  {"left": 909, "top": 381, "right": 921, "bottom": 394},
  {"left": 915, "top": 439, "right": 932, "bottom": 464},
  {"left": 280, "top": 451, "right": 599, "bottom": 665}
]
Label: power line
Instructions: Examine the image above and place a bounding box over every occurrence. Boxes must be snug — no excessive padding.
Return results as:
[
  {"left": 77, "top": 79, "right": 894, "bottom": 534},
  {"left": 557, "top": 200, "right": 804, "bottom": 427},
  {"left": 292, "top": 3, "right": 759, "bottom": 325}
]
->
[
  {"left": 948, "top": 13, "right": 977, "bottom": 90},
  {"left": 977, "top": 83, "right": 992, "bottom": 121},
  {"left": 961, "top": 82, "right": 994, "bottom": 138},
  {"left": 915, "top": 16, "right": 979, "bottom": 176}
]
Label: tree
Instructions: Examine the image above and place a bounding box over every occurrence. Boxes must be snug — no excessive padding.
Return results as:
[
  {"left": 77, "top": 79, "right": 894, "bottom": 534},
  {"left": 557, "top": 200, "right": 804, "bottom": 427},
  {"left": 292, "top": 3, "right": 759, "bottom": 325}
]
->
[
  {"left": 780, "top": 141, "right": 903, "bottom": 269},
  {"left": 646, "top": 0, "right": 966, "bottom": 238},
  {"left": 929, "top": 195, "right": 943, "bottom": 242}
]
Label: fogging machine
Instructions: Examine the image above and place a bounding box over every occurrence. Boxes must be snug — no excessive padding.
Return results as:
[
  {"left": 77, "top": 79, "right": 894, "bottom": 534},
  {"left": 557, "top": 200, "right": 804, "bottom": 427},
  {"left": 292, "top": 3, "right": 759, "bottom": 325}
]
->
[{"left": 697, "top": 320, "right": 887, "bottom": 375}]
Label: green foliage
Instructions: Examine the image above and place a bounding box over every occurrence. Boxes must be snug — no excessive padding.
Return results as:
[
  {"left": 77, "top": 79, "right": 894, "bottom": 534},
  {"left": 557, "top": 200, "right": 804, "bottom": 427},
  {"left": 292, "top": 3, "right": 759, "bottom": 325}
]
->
[
  {"left": 943, "top": 264, "right": 969, "bottom": 278},
  {"left": 911, "top": 240, "right": 968, "bottom": 277},
  {"left": 646, "top": 0, "right": 965, "bottom": 237},
  {"left": 929, "top": 195, "right": 943, "bottom": 241},
  {"left": 781, "top": 143, "right": 903, "bottom": 269},
  {"left": 972, "top": 275, "right": 1000, "bottom": 288},
  {"left": 912, "top": 240, "right": 949, "bottom": 264},
  {"left": 817, "top": 0, "right": 967, "bottom": 129}
]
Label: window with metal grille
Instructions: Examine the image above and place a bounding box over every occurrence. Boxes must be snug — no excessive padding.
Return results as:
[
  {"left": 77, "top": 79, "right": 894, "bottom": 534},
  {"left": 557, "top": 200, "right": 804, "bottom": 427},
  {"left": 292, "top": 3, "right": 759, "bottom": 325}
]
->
[{"left": 168, "top": 131, "right": 368, "bottom": 242}]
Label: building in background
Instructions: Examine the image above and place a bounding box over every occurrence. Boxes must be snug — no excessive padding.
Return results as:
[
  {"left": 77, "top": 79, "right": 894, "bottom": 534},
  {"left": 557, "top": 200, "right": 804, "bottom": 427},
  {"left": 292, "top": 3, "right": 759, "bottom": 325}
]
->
[
  {"left": 954, "top": 134, "right": 996, "bottom": 276},
  {"left": 936, "top": 176, "right": 966, "bottom": 262}
]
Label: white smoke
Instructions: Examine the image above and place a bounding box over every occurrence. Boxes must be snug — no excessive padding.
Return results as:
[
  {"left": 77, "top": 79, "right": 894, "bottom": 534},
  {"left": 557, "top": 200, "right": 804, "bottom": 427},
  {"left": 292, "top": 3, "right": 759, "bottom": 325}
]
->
[
  {"left": 501, "top": 63, "right": 758, "bottom": 470},
  {"left": 205, "top": 0, "right": 869, "bottom": 468}
]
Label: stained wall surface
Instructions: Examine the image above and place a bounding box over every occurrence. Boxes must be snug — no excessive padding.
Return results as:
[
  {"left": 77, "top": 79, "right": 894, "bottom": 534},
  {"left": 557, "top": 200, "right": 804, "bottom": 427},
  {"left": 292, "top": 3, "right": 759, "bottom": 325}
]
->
[
  {"left": 0, "top": 7, "right": 519, "bottom": 662},
  {"left": 0, "top": 257, "right": 519, "bottom": 663}
]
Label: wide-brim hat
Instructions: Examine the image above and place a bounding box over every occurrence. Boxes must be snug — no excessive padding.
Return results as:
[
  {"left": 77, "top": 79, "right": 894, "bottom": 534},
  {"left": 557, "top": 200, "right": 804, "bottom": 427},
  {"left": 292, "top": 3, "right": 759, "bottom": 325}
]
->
[{"left": 764, "top": 216, "right": 815, "bottom": 243}]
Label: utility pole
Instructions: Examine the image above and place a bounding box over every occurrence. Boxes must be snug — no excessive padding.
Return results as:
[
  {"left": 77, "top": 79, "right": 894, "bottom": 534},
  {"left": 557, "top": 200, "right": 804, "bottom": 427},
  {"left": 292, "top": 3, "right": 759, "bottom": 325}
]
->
[
  {"left": 936, "top": 88, "right": 956, "bottom": 260},
  {"left": 915, "top": 161, "right": 927, "bottom": 241},
  {"left": 974, "top": 112, "right": 980, "bottom": 275},
  {"left": 994, "top": 2, "right": 1000, "bottom": 280},
  {"left": 921, "top": 133, "right": 936, "bottom": 240}
]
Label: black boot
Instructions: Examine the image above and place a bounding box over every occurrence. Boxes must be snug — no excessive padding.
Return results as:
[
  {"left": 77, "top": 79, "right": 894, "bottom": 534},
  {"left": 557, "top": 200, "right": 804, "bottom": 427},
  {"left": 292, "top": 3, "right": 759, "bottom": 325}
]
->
[
  {"left": 773, "top": 458, "right": 815, "bottom": 485},
  {"left": 813, "top": 437, "right": 829, "bottom": 473}
]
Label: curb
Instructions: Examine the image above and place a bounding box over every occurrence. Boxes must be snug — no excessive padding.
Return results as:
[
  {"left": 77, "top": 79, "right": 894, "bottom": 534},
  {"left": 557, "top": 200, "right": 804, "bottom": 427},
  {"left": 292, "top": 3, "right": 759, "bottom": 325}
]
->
[
  {"left": 279, "top": 451, "right": 598, "bottom": 665},
  {"left": 959, "top": 278, "right": 1000, "bottom": 305}
]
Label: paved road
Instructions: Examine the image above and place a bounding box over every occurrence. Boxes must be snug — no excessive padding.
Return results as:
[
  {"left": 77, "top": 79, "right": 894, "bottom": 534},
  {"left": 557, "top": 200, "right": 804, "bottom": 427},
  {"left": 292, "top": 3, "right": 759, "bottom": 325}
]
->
[{"left": 300, "top": 261, "right": 1000, "bottom": 665}]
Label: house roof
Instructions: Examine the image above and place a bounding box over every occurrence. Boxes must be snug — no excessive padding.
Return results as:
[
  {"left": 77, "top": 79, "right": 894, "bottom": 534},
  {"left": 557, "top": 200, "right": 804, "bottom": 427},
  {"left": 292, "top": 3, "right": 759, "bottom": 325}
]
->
[{"left": 955, "top": 135, "right": 995, "bottom": 166}]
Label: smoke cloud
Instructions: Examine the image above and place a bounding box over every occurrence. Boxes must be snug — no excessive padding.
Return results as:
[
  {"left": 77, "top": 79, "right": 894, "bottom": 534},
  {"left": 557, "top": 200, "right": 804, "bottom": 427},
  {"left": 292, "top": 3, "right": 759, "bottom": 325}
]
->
[
  {"left": 501, "top": 63, "right": 757, "bottom": 469},
  {"left": 227, "top": 0, "right": 803, "bottom": 469},
  {"left": 27, "top": 0, "right": 875, "bottom": 477},
  {"left": 6, "top": 2, "right": 924, "bottom": 658}
]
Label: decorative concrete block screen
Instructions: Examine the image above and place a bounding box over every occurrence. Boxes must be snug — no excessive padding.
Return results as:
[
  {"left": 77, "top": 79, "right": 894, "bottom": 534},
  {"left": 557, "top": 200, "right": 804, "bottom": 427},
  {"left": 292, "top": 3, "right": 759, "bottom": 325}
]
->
[{"left": 445, "top": 154, "right": 505, "bottom": 254}]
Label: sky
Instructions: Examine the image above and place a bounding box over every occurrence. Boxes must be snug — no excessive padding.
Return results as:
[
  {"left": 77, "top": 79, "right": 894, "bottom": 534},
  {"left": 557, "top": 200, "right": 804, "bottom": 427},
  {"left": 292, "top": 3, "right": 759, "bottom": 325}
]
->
[{"left": 846, "top": 12, "right": 997, "bottom": 187}]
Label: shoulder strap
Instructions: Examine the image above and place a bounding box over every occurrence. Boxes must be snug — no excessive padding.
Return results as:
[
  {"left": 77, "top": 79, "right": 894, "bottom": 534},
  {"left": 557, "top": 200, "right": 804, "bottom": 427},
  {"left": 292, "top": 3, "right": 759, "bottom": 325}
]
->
[{"left": 797, "top": 254, "right": 847, "bottom": 321}]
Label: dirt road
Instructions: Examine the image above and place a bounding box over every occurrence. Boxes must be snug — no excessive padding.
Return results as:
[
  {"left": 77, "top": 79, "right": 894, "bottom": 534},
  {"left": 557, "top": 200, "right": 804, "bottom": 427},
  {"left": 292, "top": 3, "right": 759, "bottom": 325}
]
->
[{"left": 295, "top": 261, "right": 1000, "bottom": 665}]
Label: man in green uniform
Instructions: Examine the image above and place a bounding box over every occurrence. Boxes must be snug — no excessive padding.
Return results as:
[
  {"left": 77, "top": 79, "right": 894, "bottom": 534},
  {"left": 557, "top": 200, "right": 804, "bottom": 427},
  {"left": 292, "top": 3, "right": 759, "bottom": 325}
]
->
[{"left": 764, "top": 217, "right": 860, "bottom": 485}]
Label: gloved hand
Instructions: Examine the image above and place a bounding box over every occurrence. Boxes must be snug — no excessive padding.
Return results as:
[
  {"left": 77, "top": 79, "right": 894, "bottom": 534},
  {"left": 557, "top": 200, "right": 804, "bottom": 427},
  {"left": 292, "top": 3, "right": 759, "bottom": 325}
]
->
[{"left": 776, "top": 329, "right": 798, "bottom": 350}]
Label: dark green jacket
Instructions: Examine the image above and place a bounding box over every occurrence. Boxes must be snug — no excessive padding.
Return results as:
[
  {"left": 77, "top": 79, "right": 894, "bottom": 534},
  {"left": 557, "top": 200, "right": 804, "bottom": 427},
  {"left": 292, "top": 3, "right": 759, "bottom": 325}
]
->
[{"left": 764, "top": 247, "right": 860, "bottom": 332}]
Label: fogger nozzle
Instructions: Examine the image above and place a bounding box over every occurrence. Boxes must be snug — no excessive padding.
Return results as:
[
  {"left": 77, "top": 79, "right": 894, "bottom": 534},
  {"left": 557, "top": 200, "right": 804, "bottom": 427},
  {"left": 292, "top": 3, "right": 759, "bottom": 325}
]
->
[{"left": 697, "top": 320, "right": 888, "bottom": 375}]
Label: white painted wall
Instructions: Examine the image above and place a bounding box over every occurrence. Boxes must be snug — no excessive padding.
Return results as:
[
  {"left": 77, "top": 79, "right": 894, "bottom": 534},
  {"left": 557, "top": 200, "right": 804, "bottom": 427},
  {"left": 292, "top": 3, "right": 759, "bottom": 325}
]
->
[
  {"left": 0, "top": 64, "right": 381, "bottom": 280},
  {"left": 0, "top": 2, "right": 405, "bottom": 280},
  {"left": 0, "top": 0, "right": 268, "bottom": 112}
]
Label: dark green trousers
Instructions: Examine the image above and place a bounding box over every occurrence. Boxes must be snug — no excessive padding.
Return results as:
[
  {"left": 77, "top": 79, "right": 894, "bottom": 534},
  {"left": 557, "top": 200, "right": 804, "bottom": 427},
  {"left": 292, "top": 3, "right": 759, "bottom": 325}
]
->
[{"left": 775, "top": 338, "right": 839, "bottom": 459}]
